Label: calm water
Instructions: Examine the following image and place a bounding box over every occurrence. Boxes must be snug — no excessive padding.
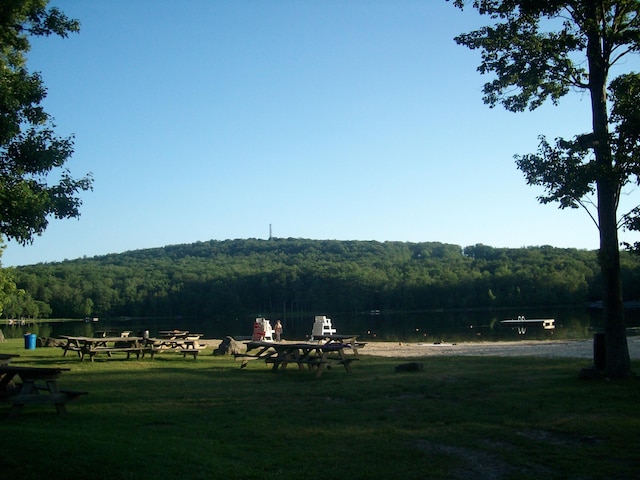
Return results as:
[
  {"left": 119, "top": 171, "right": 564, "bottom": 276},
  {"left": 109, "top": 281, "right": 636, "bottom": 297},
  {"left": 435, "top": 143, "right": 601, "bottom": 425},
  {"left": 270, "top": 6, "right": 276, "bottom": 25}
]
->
[{"left": 4, "top": 307, "right": 640, "bottom": 342}]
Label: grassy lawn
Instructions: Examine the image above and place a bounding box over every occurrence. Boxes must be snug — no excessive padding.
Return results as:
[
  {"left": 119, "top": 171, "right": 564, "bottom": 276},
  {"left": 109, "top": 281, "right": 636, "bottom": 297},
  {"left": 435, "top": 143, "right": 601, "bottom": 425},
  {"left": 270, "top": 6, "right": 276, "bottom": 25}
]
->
[{"left": 1, "top": 338, "right": 639, "bottom": 480}]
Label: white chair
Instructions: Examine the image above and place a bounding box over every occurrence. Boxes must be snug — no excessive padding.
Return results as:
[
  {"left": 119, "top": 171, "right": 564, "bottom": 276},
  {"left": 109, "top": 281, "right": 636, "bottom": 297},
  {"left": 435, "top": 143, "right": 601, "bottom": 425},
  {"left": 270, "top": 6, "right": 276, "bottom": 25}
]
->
[
  {"left": 311, "top": 315, "right": 336, "bottom": 339},
  {"left": 262, "top": 319, "right": 274, "bottom": 342},
  {"left": 252, "top": 318, "right": 274, "bottom": 342}
]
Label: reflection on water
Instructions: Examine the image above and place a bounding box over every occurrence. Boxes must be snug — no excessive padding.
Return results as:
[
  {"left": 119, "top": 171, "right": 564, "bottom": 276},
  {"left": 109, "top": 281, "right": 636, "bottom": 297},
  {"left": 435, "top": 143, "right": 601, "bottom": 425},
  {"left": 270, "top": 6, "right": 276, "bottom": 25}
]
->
[
  {"left": 281, "top": 309, "right": 607, "bottom": 342},
  {"left": 0, "top": 320, "right": 95, "bottom": 340},
  {"left": 2, "top": 308, "right": 640, "bottom": 343}
]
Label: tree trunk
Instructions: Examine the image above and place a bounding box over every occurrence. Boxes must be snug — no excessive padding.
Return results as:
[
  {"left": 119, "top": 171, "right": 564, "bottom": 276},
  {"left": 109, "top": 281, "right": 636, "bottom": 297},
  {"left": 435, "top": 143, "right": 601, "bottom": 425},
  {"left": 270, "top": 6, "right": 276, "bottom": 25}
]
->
[
  {"left": 586, "top": 2, "right": 631, "bottom": 378},
  {"left": 598, "top": 183, "right": 631, "bottom": 378}
]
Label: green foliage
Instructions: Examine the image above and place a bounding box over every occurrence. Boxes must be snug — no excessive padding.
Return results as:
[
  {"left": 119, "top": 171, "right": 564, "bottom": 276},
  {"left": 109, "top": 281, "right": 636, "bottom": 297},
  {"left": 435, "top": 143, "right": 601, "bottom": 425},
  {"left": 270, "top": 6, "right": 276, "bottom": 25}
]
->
[
  {"left": 0, "top": 240, "right": 21, "bottom": 318},
  {"left": 10, "top": 238, "right": 640, "bottom": 318},
  {"left": 610, "top": 73, "right": 640, "bottom": 248},
  {"left": 516, "top": 72, "right": 640, "bottom": 233},
  {"left": 450, "top": 0, "right": 640, "bottom": 377},
  {"left": 610, "top": 73, "right": 640, "bottom": 165},
  {"left": 452, "top": 1, "right": 640, "bottom": 224},
  {"left": 515, "top": 136, "right": 598, "bottom": 211},
  {"left": 0, "top": 0, "right": 92, "bottom": 245},
  {"left": 451, "top": 0, "right": 592, "bottom": 111}
]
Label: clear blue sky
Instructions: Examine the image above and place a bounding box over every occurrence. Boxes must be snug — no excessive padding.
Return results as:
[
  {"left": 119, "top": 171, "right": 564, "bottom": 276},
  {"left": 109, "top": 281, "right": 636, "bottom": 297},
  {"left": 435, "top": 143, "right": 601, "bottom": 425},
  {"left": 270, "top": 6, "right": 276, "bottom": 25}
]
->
[{"left": 3, "top": 0, "right": 638, "bottom": 267}]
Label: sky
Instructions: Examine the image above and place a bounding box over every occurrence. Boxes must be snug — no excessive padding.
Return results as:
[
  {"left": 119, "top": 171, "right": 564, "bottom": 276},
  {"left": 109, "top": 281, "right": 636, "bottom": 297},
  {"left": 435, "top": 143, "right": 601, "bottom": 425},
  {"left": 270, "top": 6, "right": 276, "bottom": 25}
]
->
[{"left": 2, "top": 0, "right": 639, "bottom": 267}]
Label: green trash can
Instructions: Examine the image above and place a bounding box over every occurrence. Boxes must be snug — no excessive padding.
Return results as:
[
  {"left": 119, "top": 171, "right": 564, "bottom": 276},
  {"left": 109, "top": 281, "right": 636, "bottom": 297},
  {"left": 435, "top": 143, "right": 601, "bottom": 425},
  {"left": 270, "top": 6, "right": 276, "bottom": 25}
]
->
[{"left": 24, "top": 333, "right": 37, "bottom": 350}]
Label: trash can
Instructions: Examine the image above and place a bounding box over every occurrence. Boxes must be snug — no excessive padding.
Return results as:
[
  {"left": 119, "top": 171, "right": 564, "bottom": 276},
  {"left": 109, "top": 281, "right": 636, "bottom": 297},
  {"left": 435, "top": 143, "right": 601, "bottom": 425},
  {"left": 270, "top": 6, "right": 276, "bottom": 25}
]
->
[
  {"left": 24, "top": 333, "right": 37, "bottom": 350},
  {"left": 594, "top": 332, "right": 606, "bottom": 370}
]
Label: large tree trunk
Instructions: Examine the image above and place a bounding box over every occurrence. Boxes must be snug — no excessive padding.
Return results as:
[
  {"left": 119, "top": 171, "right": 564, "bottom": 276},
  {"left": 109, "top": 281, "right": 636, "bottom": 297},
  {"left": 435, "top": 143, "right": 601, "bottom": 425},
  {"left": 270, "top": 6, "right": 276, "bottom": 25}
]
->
[
  {"left": 598, "top": 183, "right": 631, "bottom": 378},
  {"left": 587, "top": 2, "right": 631, "bottom": 378}
]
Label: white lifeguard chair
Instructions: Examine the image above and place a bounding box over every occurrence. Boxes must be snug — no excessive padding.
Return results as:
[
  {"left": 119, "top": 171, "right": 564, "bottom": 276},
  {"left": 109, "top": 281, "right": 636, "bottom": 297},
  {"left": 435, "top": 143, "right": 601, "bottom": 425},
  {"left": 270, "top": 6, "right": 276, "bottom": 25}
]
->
[
  {"left": 311, "top": 315, "right": 336, "bottom": 340},
  {"left": 252, "top": 317, "right": 274, "bottom": 342}
]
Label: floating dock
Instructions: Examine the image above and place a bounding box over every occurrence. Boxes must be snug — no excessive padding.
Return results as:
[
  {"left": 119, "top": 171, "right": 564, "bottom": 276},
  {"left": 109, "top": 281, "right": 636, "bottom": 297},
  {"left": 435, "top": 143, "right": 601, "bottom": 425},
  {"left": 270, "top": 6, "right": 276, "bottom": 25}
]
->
[{"left": 500, "top": 316, "right": 555, "bottom": 334}]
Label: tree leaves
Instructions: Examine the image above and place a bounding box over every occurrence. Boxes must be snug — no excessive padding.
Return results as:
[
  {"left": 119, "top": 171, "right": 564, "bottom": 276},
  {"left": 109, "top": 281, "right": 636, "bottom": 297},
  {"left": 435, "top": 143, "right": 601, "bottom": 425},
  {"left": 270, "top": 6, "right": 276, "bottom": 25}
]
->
[
  {"left": 10, "top": 238, "right": 622, "bottom": 318},
  {"left": 0, "top": 1, "right": 92, "bottom": 245},
  {"left": 453, "top": 4, "right": 587, "bottom": 111}
]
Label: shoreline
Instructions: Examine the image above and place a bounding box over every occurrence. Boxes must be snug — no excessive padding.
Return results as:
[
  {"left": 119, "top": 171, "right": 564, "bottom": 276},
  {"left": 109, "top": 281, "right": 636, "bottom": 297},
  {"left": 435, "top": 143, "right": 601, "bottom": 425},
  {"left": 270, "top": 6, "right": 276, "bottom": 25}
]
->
[
  {"left": 202, "top": 336, "right": 640, "bottom": 359},
  {"left": 356, "top": 336, "right": 640, "bottom": 359}
]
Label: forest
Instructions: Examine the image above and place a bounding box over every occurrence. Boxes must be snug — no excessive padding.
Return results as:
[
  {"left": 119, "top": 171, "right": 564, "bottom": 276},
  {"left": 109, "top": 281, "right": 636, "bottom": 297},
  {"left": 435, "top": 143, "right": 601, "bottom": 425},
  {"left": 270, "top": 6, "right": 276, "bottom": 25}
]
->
[{"left": 5, "top": 238, "right": 640, "bottom": 320}]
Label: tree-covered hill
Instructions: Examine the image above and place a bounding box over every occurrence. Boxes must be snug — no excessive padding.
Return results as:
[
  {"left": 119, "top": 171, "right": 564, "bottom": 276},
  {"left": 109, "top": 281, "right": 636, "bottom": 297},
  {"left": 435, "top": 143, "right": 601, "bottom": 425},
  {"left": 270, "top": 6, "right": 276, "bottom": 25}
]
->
[{"left": 7, "top": 238, "right": 640, "bottom": 319}]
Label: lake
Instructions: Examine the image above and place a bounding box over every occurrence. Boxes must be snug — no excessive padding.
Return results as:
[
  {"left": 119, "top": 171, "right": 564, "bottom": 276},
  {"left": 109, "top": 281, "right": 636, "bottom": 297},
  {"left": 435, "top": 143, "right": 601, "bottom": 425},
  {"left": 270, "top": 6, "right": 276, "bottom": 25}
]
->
[{"left": 3, "top": 307, "right": 640, "bottom": 343}]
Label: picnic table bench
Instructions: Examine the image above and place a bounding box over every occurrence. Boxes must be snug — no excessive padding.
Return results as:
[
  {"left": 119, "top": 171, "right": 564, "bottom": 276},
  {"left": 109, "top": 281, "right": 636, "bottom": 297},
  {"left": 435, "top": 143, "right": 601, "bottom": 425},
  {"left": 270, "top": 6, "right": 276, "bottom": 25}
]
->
[
  {"left": 0, "top": 354, "right": 17, "bottom": 365},
  {"left": 236, "top": 336, "right": 363, "bottom": 378},
  {"left": 59, "top": 336, "right": 144, "bottom": 362},
  {"left": 59, "top": 335, "right": 84, "bottom": 357},
  {"left": 0, "top": 366, "right": 87, "bottom": 417},
  {"left": 309, "top": 334, "right": 367, "bottom": 352},
  {"left": 157, "top": 330, "right": 202, "bottom": 341},
  {"left": 84, "top": 345, "right": 144, "bottom": 361},
  {"left": 142, "top": 337, "right": 205, "bottom": 360}
]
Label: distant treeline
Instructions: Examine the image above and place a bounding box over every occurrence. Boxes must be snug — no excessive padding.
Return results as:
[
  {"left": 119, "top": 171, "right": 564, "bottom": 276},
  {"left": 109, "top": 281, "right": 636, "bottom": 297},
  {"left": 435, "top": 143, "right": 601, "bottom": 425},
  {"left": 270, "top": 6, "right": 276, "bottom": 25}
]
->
[{"left": 7, "top": 238, "right": 640, "bottom": 319}]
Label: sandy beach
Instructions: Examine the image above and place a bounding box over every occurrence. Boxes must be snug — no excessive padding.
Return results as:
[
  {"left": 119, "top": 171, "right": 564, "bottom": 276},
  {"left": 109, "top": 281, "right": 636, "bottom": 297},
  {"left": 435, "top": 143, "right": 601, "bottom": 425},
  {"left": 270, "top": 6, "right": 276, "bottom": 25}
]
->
[
  {"left": 204, "top": 336, "right": 640, "bottom": 359},
  {"left": 356, "top": 335, "right": 640, "bottom": 359}
]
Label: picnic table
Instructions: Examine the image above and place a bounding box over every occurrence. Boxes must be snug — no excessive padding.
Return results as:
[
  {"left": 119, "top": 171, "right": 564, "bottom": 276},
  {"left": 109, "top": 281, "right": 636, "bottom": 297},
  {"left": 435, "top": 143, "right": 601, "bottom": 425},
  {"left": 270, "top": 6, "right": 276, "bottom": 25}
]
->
[
  {"left": 58, "top": 335, "right": 144, "bottom": 362},
  {"left": 235, "top": 336, "right": 363, "bottom": 378},
  {"left": 94, "top": 330, "right": 132, "bottom": 338},
  {"left": 142, "top": 335, "right": 205, "bottom": 359},
  {"left": 308, "top": 334, "right": 366, "bottom": 354},
  {"left": 158, "top": 330, "right": 202, "bottom": 341},
  {"left": 0, "top": 354, "right": 17, "bottom": 365},
  {"left": 0, "top": 366, "right": 86, "bottom": 417}
]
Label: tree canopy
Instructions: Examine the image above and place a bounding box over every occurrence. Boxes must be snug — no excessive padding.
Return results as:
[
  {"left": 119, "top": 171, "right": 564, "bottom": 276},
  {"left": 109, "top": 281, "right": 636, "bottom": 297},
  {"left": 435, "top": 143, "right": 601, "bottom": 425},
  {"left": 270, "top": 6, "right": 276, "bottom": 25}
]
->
[
  {"left": 450, "top": 0, "right": 640, "bottom": 377},
  {"left": 0, "top": 0, "right": 92, "bottom": 245},
  {"left": 10, "top": 238, "right": 640, "bottom": 321}
]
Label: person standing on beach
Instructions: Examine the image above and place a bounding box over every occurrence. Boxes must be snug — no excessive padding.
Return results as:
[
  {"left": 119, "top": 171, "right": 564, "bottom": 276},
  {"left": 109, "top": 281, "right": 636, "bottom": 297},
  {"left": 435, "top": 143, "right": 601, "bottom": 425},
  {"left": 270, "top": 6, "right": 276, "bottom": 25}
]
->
[{"left": 274, "top": 320, "right": 283, "bottom": 342}]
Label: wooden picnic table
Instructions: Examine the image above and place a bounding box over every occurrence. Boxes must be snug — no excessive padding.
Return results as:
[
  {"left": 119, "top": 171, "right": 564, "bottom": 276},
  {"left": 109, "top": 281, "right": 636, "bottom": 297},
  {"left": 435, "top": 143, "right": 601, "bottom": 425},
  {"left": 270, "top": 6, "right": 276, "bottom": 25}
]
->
[
  {"left": 158, "top": 329, "right": 189, "bottom": 337},
  {"left": 236, "top": 336, "right": 363, "bottom": 378},
  {"left": 142, "top": 336, "right": 205, "bottom": 359},
  {"left": 0, "top": 354, "right": 18, "bottom": 365},
  {"left": 308, "top": 334, "right": 367, "bottom": 354},
  {"left": 94, "top": 330, "right": 132, "bottom": 338},
  {"left": 58, "top": 335, "right": 144, "bottom": 362},
  {"left": 0, "top": 366, "right": 87, "bottom": 417},
  {"left": 158, "top": 330, "right": 202, "bottom": 341}
]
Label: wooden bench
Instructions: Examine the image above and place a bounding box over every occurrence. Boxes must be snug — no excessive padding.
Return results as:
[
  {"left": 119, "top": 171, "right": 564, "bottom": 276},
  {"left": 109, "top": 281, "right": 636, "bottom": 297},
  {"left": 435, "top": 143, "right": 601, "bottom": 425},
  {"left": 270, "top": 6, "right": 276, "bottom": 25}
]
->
[
  {"left": 5, "top": 389, "right": 88, "bottom": 417},
  {"left": 234, "top": 351, "right": 276, "bottom": 368},
  {"left": 234, "top": 353, "right": 274, "bottom": 360},
  {"left": 265, "top": 355, "right": 348, "bottom": 378},
  {"left": 237, "top": 340, "right": 361, "bottom": 377},
  {"left": 265, "top": 356, "right": 328, "bottom": 365},
  {"left": 142, "top": 347, "right": 162, "bottom": 359},
  {"left": 83, "top": 347, "right": 143, "bottom": 362},
  {"left": 59, "top": 341, "right": 83, "bottom": 358},
  {"left": 0, "top": 366, "right": 87, "bottom": 417},
  {"left": 0, "top": 354, "right": 17, "bottom": 365},
  {"left": 62, "top": 344, "right": 83, "bottom": 356},
  {"left": 180, "top": 348, "right": 204, "bottom": 359},
  {"left": 279, "top": 356, "right": 359, "bottom": 367},
  {"left": 143, "top": 346, "right": 204, "bottom": 360}
]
